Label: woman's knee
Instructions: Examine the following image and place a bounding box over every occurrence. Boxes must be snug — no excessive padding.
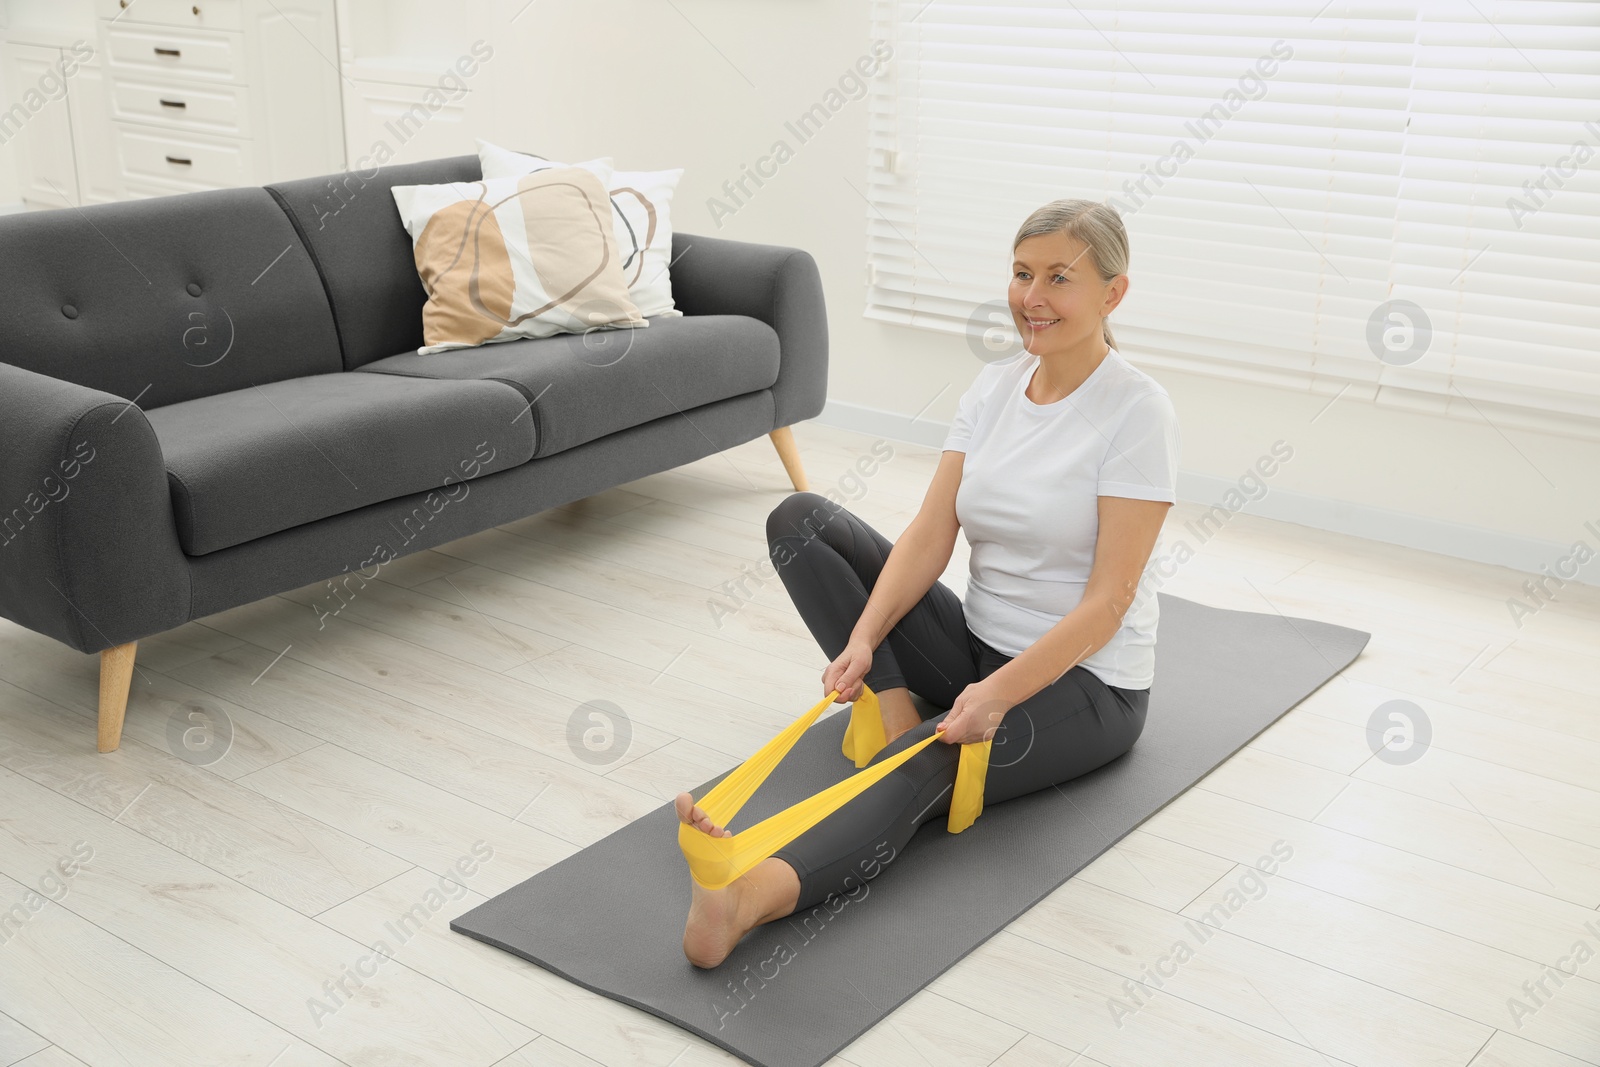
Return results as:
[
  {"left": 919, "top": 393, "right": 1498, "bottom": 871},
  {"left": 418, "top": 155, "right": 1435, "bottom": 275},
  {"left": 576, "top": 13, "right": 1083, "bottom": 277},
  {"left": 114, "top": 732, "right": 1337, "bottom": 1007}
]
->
[
  {"left": 766, "top": 491, "right": 840, "bottom": 544},
  {"left": 764, "top": 492, "right": 851, "bottom": 559}
]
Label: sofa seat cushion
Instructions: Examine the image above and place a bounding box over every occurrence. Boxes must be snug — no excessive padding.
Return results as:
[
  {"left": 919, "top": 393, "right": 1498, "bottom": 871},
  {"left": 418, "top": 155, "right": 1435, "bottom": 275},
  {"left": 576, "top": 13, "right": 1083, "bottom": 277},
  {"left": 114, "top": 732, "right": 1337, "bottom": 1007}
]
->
[
  {"left": 353, "top": 313, "right": 780, "bottom": 459},
  {"left": 145, "top": 374, "right": 536, "bottom": 556}
]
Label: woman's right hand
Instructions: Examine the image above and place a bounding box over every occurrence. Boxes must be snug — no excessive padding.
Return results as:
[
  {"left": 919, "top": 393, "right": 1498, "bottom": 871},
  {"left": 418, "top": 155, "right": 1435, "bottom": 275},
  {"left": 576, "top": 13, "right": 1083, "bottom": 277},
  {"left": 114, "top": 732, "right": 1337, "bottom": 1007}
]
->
[{"left": 823, "top": 638, "right": 875, "bottom": 703}]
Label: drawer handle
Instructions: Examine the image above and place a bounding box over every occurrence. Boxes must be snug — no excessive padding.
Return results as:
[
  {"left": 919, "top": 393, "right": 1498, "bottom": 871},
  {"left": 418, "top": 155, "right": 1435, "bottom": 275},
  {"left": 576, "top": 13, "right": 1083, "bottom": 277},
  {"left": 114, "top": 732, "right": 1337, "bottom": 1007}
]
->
[
  {"left": 165, "top": 155, "right": 193, "bottom": 166},
  {"left": 154, "top": 47, "right": 182, "bottom": 57},
  {"left": 158, "top": 99, "right": 188, "bottom": 109}
]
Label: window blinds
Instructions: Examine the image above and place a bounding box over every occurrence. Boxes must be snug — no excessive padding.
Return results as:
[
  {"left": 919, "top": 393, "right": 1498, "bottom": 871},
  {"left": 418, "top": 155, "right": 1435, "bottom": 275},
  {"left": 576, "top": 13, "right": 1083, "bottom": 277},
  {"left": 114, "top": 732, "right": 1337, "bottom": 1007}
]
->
[{"left": 864, "top": 1, "right": 1600, "bottom": 439}]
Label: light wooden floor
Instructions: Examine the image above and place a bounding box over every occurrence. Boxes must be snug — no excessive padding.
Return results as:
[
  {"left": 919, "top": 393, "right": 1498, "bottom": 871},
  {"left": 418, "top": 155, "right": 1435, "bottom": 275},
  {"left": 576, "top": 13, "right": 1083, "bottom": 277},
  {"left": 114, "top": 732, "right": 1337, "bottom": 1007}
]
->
[{"left": 0, "top": 421, "right": 1596, "bottom": 1067}]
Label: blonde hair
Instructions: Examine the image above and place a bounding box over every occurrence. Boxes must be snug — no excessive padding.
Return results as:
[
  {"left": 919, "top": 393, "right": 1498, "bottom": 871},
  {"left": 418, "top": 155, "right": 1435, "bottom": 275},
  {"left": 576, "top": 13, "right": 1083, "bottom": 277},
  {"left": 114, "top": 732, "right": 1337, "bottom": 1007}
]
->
[{"left": 1013, "top": 199, "right": 1128, "bottom": 350}]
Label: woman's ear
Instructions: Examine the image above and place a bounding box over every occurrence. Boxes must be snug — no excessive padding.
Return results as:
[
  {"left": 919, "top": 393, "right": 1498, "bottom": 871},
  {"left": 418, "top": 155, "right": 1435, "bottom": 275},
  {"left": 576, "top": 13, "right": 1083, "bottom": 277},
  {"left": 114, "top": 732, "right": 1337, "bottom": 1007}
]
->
[{"left": 1102, "top": 274, "right": 1130, "bottom": 317}]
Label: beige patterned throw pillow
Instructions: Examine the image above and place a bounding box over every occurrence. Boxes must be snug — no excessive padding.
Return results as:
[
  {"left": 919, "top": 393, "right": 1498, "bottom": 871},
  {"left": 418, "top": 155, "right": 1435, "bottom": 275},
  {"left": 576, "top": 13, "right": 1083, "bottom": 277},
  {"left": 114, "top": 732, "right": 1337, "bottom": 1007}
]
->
[
  {"left": 478, "top": 139, "right": 684, "bottom": 319},
  {"left": 391, "top": 165, "right": 648, "bottom": 355}
]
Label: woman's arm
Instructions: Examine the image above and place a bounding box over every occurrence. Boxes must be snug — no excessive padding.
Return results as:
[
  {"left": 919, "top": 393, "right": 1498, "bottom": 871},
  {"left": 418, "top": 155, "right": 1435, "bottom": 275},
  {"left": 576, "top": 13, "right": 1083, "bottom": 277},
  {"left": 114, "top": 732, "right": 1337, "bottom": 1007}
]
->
[
  {"left": 936, "top": 494, "right": 1172, "bottom": 743},
  {"left": 822, "top": 449, "right": 966, "bottom": 701},
  {"left": 847, "top": 449, "right": 966, "bottom": 649}
]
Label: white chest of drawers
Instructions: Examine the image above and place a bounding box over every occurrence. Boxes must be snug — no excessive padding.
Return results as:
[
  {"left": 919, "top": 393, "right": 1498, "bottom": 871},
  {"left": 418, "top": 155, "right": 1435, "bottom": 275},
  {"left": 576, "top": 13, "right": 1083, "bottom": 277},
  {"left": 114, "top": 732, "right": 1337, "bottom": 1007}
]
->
[{"left": 94, "top": 0, "right": 344, "bottom": 196}]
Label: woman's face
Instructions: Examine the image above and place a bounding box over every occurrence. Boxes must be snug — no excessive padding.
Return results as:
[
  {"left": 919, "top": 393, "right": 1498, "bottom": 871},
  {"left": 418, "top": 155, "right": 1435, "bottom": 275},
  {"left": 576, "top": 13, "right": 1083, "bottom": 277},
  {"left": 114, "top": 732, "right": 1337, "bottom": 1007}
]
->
[{"left": 1010, "top": 231, "right": 1113, "bottom": 356}]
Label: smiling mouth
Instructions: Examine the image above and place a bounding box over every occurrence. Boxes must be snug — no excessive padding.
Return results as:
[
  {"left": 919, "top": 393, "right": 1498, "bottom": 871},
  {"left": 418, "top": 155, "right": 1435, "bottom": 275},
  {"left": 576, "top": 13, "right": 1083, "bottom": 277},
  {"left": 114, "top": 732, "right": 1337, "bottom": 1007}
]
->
[{"left": 1024, "top": 317, "right": 1060, "bottom": 329}]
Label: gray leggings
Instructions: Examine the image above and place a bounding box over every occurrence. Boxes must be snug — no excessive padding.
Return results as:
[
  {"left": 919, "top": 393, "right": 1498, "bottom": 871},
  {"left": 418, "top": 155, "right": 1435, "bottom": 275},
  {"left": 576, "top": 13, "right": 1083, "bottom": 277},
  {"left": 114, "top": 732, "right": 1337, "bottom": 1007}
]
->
[{"left": 764, "top": 491, "right": 1149, "bottom": 914}]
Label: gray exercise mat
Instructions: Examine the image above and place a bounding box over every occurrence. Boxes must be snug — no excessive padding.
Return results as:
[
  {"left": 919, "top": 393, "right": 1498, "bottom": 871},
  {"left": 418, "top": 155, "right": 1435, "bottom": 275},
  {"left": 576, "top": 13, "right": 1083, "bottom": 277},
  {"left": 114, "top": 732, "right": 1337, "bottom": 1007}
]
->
[{"left": 451, "top": 592, "right": 1370, "bottom": 1067}]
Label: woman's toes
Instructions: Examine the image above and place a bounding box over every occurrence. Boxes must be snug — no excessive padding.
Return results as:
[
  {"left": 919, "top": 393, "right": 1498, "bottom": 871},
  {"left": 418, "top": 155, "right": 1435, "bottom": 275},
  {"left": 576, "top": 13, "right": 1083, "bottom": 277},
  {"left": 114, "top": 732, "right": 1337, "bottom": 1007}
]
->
[{"left": 675, "top": 792, "right": 732, "bottom": 837}]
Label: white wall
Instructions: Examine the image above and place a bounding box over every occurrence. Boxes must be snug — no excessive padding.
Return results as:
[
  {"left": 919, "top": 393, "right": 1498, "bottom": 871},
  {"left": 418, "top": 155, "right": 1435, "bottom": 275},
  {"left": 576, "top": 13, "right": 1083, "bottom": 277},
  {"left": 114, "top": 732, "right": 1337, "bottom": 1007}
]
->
[
  {"left": 0, "top": 3, "right": 19, "bottom": 208},
  {"left": 486, "top": 0, "right": 1599, "bottom": 584},
  {"left": 0, "top": 105, "right": 18, "bottom": 208}
]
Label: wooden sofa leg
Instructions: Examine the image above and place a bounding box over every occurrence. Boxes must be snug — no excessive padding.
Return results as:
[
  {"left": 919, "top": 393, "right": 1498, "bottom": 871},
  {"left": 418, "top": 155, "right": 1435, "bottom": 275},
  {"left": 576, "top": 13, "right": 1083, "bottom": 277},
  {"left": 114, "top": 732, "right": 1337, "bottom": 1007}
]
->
[
  {"left": 98, "top": 641, "right": 137, "bottom": 753},
  {"left": 768, "top": 426, "right": 809, "bottom": 492}
]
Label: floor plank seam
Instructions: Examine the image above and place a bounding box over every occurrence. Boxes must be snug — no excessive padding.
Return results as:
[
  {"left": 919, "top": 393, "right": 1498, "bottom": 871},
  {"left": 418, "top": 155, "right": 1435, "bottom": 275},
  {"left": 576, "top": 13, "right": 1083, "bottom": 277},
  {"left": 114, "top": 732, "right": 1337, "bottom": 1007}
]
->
[{"left": 1189, "top": 785, "right": 1600, "bottom": 912}]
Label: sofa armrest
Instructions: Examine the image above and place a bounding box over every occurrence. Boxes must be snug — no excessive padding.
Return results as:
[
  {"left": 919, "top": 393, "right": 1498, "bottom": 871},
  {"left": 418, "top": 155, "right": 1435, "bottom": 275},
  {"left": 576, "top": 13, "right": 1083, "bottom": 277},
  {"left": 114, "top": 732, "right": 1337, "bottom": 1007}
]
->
[
  {"left": 668, "top": 231, "right": 828, "bottom": 429},
  {"left": 0, "top": 363, "right": 190, "bottom": 653}
]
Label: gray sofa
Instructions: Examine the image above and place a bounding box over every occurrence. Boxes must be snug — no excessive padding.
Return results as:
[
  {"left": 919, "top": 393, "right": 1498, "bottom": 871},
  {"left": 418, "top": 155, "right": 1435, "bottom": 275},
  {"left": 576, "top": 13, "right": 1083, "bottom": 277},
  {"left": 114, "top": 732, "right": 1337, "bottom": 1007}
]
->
[{"left": 0, "top": 153, "right": 827, "bottom": 751}]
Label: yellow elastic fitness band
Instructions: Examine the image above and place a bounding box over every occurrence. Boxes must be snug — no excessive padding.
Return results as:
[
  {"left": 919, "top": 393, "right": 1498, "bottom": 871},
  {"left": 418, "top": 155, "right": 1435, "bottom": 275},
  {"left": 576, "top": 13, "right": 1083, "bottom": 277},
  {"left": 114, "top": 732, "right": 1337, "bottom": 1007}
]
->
[{"left": 678, "top": 683, "right": 993, "bottom": 890}]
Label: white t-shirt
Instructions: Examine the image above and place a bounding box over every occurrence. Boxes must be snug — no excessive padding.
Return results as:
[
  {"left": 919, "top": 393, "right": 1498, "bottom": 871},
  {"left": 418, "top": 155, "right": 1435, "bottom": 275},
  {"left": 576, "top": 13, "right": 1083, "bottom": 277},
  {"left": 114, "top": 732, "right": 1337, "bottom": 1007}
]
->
[{"left": 941, "top": 346, "right": 1181, "bottom": 690}]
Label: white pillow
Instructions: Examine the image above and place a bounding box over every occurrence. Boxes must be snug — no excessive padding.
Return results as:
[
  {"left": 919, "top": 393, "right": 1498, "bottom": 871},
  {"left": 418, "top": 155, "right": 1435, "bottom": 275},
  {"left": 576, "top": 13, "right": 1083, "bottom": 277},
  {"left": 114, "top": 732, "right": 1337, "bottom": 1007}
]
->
[
  {"left": 391, "top": 164, "right": 647, "bottom": 356},
  {"left": 478, "top": 139, "right": 684, "bottom": 319}
]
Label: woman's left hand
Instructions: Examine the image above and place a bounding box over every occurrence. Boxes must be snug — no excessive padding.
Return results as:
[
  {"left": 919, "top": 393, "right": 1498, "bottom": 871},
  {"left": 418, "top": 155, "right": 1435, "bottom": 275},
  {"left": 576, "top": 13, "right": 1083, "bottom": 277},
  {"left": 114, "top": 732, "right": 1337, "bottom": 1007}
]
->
[{"left": 935, "top": 680, "right": 1015, "bottom": 745}]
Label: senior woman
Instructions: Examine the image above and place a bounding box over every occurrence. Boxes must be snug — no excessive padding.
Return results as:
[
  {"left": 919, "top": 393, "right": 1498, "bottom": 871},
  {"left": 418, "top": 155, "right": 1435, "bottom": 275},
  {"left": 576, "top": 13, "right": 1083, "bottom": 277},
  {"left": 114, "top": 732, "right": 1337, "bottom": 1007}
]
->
[{"left": 676, "top": 198, "right": 1180, "bottom": 968}]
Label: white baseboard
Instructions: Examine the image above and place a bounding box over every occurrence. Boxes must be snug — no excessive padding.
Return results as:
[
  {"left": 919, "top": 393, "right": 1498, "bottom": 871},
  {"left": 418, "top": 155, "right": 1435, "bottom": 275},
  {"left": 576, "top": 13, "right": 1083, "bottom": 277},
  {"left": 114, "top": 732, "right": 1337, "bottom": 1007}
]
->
[
  {"left": 0, "top": 200, "right": 28, "bottom": 216},
  {"left": 816, "top": 398, "right": 953, "bottom": 449},
  {"left": 813, "top": 398, "right": 1600, "bottom": 588}
]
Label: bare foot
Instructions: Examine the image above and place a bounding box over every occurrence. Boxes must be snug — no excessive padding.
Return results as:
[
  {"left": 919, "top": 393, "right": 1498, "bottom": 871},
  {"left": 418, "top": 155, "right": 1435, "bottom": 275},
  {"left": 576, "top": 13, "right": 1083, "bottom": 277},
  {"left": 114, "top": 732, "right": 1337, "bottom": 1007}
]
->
[
  {"left": 883, "top": 716, "right": 920, "bottom": 745},
  {"left": 878, "top": 694, "right": 923, "bottom": 745},
  {"left": 676, "top": 791, "right": 749, "bottom": 968}
]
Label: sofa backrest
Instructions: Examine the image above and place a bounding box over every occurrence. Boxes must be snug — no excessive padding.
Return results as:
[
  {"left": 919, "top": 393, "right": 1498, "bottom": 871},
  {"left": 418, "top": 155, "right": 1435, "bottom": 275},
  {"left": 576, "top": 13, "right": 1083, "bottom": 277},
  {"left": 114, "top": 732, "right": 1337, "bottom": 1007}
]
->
[
  {"left": 0, "top": 187, "right": 343, "bottom": 409},
  {"left": 267, "top": 154, "right": 482, "bottom": 370}
]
